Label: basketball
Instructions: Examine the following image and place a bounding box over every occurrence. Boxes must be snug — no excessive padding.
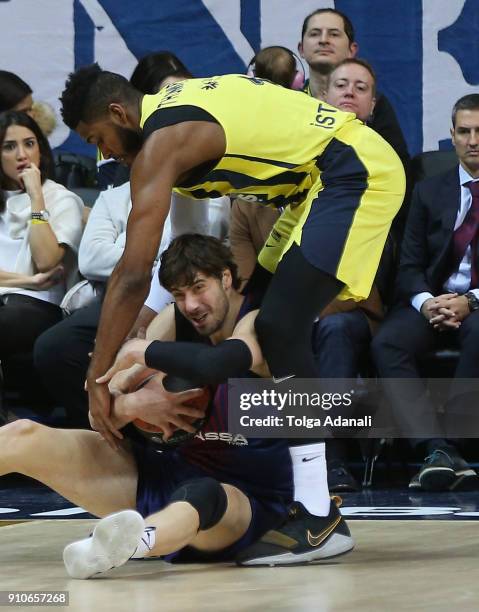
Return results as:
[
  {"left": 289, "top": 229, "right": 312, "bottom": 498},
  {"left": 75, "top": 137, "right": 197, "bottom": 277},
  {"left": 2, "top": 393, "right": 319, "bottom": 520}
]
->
[{"left": 132, "top": 375, "right": 211, "bottom": 447}]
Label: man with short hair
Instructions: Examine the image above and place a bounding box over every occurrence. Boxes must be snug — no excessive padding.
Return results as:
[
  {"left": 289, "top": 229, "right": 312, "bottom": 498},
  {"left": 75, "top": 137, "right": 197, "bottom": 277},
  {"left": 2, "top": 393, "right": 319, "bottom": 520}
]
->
[
  {"left": 326, "top": 58, "right": 376, "bottom": 124},
  {"left": 59, "top": 66, "right": 404, "bottom": 432},
  {"left": 59, "top": 65, "right": 404, "bottom": 564},
  {"left": 299, "top": 8, "right": 357, "bottom": 100},
  {"left": 0, "top": 235, "right": 353, "bottom": 577},
  {"left": 299, "top": 8, "right": 409, "bottom": 167},
  {"left": 372, "top": 94, "right": 479, "bottom": 491}
]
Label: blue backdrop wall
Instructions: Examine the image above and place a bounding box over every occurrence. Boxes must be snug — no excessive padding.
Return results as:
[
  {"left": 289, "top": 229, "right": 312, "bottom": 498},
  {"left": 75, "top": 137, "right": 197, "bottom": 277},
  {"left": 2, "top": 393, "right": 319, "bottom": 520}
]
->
[{"left": 0, "top": 0, "right": 476, "bottom": 157}]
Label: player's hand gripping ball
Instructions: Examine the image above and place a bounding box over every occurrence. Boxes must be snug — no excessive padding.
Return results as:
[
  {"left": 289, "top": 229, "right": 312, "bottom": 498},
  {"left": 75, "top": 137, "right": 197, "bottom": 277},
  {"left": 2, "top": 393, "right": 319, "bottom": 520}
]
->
[{"left": 132, "top": 375, "right": 211, "bottom": 448}]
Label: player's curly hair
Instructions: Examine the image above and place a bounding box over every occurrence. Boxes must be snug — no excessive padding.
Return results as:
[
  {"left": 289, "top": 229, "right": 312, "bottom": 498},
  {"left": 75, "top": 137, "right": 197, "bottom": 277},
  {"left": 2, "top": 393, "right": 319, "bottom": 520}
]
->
[
  {"left": 160, "top": 234, "right": 241, "bottom": 292},
  {"left": 59, "top": 63, "right": 140, "bottom": 129}
]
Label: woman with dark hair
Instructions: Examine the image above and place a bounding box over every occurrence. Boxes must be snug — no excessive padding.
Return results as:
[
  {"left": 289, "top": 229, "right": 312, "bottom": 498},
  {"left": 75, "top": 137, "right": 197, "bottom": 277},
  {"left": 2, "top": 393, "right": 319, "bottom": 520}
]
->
[
  {"left": 0, "top": 70, "right": 33, "bottom": 114},
  {"left": 130, "top": 51, "right": 192, "bottom": 94},
  {"left": 0, "top": 111, "right": 84, "bottom": 378},
  {"left": 0, "top": 70, "right": 57, "bottom": 137}
]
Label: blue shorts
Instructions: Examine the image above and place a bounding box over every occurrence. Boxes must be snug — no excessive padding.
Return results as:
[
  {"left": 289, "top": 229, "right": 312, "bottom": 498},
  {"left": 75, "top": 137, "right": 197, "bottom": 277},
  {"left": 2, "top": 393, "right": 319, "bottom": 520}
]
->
[{"left": 131, "top": 441, "right": 289, "bottom": 562}]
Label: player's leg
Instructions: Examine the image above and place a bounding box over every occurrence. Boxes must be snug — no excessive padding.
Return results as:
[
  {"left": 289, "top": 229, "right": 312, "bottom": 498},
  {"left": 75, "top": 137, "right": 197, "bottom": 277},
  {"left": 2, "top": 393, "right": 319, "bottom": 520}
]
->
[
  {"left": 256, "top": 243, "right": 344, "bottom": 378},
  {"left": 246, "top": 126, "right": 404, "bottom": 565},
  {"left": 0, "top": 419, "right": 138, "bottom": 517},
  {"left": 256, "top": 123, "right": 405, "bottom": 380},
  {"left": 144, "top": 480, "right": 251, "bottom": 556},
  {"left": 253, "top": 211, "right": 350, "bottom": 560},
  {"left": 64, "top": 478, "right": 252, "bottom": 579},
  {"left": 253, "top": 214, "right": 349, "bottom": 545}
]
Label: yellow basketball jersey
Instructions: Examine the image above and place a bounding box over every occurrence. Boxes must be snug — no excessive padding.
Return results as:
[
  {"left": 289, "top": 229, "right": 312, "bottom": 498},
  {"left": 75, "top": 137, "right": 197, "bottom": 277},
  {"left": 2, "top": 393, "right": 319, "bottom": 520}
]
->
[{"left": 139, "top": 74, "right": 358, "bottom": 208}]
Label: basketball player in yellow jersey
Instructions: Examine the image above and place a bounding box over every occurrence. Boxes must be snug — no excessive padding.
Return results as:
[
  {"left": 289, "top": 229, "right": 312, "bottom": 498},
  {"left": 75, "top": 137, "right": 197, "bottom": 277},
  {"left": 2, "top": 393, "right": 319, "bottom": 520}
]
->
[{"left": 60, "top": 65, "right": 404, "bottom": 564}]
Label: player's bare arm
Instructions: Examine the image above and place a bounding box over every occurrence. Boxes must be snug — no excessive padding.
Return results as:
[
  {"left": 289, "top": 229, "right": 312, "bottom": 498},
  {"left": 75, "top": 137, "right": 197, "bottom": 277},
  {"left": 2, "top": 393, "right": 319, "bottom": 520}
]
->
[
  {"left": 87, "top": 120, "right": 226, "bottom": 447},
  {"left": 104, "top": 304, "right": 177, "bottom": 392}
]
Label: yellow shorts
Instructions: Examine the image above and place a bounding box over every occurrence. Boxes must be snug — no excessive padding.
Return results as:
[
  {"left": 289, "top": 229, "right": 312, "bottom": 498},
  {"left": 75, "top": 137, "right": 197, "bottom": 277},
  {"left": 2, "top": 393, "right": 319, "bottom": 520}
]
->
[{"left": 258, "top": 121, "right": 405, "bottom": 301}]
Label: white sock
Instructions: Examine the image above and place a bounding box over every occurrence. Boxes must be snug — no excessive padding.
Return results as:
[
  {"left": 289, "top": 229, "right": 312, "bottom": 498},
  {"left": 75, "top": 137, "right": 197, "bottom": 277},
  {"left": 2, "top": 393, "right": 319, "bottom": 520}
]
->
[
  {"left": 130, "top": 526, "right": 156, "bottom": 559},
  {"left": 289, "top": 442, "right": 330, "bottom": 516}
]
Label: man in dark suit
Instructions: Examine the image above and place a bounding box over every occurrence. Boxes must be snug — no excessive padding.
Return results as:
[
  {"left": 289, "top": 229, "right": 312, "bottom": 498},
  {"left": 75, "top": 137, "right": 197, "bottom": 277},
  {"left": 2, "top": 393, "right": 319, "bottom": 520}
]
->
[{"left": 372, "top": 94, "right": 479, "bottom": 492}]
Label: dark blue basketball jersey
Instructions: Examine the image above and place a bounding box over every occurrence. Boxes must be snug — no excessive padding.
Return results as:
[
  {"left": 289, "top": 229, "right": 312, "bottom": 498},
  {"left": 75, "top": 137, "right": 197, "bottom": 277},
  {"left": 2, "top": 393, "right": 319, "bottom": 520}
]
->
[
  {"left": 174, "top": 294, "right": 292, "bottom": 501},
  {"left": 128, "top": 295, "right": 293, "bottom": 503}
]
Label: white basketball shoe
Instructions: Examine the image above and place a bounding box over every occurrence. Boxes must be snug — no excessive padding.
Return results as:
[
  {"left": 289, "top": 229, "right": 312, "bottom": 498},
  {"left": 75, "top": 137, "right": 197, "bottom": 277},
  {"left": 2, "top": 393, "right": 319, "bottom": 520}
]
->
[{"left": 63, "top": 510, "right": 145, "bottom": 579}]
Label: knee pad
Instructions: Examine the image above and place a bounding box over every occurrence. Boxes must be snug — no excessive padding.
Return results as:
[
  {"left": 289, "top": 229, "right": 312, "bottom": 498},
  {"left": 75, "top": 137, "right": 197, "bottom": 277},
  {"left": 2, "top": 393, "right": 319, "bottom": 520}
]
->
[{"left": 169, "top": 477, "right": 228, "bottom": 531}]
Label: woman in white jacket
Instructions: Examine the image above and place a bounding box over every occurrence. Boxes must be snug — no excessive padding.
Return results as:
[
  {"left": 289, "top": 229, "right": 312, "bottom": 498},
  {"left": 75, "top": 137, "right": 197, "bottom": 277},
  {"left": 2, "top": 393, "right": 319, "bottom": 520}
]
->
[{"left": 0, "top": 111, "right": 83, "bottom": 364}]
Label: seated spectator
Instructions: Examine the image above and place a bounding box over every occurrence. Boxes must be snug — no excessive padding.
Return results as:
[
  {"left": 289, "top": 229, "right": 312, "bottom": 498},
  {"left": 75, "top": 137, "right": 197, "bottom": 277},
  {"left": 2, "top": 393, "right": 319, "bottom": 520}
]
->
[
  {"left": 130, "top": 51, "right": 192, "bottom": 93},
  {"left": 298, "top": 8, "right": 409, "bottom": 168},
  {"left": 247, "top": 46, "right": 304, "bottom": 90},
  {"left": 326, "top": 58, "right": 376, "bottom": 125},
  {"left": 0, "top": 111, "right": 83, "bottom": 418},
  {"left": 372, "top": 94, "right": 479, "bottom": 491},
  {"left": 0, "top": 70, "right": 33, "bottom": 114}
]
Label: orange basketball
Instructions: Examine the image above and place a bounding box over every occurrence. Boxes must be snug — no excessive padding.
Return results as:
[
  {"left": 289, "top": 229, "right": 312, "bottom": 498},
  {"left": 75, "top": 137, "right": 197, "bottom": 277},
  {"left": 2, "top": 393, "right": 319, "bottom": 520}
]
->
[{"left": 132, "top": 375, "right": 211, "bottom": 446}]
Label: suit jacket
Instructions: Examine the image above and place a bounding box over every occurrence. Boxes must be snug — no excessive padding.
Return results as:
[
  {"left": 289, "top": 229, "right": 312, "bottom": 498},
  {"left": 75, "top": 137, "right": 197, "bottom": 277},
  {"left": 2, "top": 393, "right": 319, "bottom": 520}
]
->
[{"left": 396, "top": 165, "right": 469, "bottom": 303}]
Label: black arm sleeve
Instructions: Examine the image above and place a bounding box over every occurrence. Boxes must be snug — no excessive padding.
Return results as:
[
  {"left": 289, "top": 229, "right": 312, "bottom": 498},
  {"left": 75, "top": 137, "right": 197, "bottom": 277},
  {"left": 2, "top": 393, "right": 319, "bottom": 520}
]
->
[{"left": 144, "top": 338, "right": 253, "bottom": 385}]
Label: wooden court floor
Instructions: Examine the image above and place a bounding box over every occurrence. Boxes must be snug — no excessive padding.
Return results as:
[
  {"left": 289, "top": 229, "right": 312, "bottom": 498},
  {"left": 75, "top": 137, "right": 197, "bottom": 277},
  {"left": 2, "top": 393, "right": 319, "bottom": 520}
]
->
[{"left": 1, "top": 519, "right": 478, "bottom": 611}]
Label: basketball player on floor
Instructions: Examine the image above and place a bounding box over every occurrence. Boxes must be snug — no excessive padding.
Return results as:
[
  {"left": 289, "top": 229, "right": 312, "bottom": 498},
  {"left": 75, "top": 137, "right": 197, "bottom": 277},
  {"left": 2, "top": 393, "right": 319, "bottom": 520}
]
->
[
  {"left": 0, "top": 236, "right": 352, "bottom": 578},
  {"left": 59, "top": 66, "right": 405, "bottom": 564}
]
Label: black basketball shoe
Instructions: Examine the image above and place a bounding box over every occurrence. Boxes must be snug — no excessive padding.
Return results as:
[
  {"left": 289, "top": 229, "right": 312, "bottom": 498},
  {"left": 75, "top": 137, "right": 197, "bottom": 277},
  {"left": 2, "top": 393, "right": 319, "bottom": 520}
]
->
[
  {"left": 416, "top": 448, "right": 479, "bottom": 491},
  {"left": 328, "top": 462, "right": 361, "bottom": 492},
  {"left": 236, "top": 498, "right": 354, "bottom": 566}
]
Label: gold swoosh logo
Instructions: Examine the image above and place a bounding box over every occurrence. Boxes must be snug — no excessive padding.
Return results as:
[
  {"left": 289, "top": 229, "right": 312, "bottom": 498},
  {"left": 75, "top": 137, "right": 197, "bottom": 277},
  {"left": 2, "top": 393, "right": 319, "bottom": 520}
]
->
[{"left": 307, "top": 516, "right": 341, "bottom": 547}]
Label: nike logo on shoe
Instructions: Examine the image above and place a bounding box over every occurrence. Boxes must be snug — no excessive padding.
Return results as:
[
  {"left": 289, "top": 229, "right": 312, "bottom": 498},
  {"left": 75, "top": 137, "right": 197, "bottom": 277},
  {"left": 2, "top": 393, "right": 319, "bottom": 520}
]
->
[
  {"left": 307, "top": 516, "right": 341, "bottom": 547},
  {"left": 302, "top": 455, "right": 322, "bottom": 462}
]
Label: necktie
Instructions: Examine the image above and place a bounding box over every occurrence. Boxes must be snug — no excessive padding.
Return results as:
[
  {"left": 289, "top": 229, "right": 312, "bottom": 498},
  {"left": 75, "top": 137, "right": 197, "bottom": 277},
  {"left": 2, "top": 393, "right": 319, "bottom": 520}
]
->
[{"left": 451, "top": 181, "right": 479, "bottom": 288}]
